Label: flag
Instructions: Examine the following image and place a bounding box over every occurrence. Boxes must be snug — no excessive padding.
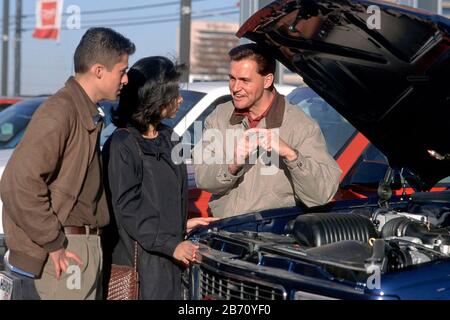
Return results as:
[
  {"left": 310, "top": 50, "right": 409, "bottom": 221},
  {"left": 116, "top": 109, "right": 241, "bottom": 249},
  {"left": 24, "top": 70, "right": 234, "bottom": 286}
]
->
[{"left": 33, "top": 0, "right": 64, "bottom": 40}]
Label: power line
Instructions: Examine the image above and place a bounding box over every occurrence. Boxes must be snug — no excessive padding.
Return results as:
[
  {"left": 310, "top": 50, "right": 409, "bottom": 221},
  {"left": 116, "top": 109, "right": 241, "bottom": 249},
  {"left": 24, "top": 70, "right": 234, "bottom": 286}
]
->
[
  {"left": 19, "top": 11, "right": 179, "bottom": 27},
  {"left": 1, "top": 0, "right": 210, "bottom": 22},
  {"left": 22, "top": 0, "right": 196, "bottom": 18},
  {"left": 67, "top": 10, "right": 239, "bottom": 30},
  {"left": 20, "top": 8, "right": 239, "bottom": 32},
  {"left": 20, "top": 5, "right": 237, "bottom": 27},
  {"left": 60, "top": 10, "right": 239, "bottom": 30}
]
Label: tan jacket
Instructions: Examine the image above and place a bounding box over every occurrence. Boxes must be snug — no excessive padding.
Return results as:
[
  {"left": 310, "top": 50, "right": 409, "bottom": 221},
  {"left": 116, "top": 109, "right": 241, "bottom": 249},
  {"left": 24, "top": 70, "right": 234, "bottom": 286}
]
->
[
  {"left": 0, "top": 77, "right": 109, "bottom": 275},
  {"left": 194, "top": 93, "right": 342, "bottom": 218}
]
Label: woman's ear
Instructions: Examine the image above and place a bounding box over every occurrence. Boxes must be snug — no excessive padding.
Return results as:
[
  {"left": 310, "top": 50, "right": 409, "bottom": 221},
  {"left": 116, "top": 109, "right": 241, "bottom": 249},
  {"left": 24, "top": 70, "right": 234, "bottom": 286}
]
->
[{"left": 264, "top": 73, "right": 274, "bottom": 89}]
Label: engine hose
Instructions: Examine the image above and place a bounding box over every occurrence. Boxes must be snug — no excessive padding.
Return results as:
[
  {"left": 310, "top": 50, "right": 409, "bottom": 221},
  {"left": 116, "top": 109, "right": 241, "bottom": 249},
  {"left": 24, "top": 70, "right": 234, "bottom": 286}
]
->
[{"left": 381, "top": 217, "right": 450, "bottom": 245}]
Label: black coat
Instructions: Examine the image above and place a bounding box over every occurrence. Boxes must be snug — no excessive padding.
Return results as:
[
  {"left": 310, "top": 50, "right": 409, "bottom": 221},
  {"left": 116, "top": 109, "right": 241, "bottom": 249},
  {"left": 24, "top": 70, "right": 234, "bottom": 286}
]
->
[{"left": 103, "top": 125, "right": 188, "bottom": 300}]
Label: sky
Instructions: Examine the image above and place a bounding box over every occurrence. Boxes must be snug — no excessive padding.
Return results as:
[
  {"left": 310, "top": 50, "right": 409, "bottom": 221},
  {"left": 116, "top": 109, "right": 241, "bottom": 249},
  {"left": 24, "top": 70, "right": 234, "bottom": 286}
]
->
[{"left": 1, "top": 0, "right": 240, "bottom": 96}]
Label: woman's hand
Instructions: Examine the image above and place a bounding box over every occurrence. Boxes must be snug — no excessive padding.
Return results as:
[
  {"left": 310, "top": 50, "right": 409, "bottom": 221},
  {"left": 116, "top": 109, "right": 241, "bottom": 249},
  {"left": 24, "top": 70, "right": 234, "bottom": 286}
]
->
[
  {"left": 173, "top": 240, "right": 199, "bottom": 265},
  {"left": 186, "top": 217, "right": 220, "bottom": 233}
]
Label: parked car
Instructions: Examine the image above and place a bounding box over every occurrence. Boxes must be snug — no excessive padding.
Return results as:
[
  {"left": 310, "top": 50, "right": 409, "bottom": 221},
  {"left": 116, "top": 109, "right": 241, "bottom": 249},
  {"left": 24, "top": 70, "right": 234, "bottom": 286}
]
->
[
  {"left": 184, "top": 0, "right": 450, "bottom": 300},
  {"left": 0, "top": 97, "right": 22, "bottom": 113}
]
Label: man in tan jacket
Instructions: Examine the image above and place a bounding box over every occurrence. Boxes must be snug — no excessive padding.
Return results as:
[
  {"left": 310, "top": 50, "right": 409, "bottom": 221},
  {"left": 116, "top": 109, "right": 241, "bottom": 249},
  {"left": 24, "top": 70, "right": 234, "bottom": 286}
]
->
[
  {"left": 0, "top": 28, "right": 135, "bottom": 299},
  {"left": 194, "top": 43, "right": 341, "bottom": 218}
]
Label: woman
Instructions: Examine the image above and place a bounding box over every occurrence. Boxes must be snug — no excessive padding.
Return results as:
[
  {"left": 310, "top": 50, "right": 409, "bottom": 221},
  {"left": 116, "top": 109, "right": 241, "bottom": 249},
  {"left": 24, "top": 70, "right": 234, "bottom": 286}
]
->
[{"left": 103, "top": 56, "right": 217, "bottom": 299}]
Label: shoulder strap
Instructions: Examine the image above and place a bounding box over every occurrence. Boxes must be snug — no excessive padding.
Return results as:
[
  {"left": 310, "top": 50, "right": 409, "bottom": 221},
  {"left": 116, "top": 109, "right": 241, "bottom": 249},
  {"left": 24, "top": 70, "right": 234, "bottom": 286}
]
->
[
  {"left": 116, "top": 127, "right": 143, "bottom": 183},
  {"left": 116, "top": 127, "right": 140, "bottom": 269},
  {"left": 133, "top": 241, "right": 138, "bottom": 272}
]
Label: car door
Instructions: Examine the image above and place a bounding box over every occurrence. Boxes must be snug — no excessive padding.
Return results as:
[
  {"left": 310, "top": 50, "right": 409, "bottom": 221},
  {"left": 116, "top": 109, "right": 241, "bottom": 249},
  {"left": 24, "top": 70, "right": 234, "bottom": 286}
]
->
[{"left": 185, "top": 95, "right": 231, "bottom": 218}]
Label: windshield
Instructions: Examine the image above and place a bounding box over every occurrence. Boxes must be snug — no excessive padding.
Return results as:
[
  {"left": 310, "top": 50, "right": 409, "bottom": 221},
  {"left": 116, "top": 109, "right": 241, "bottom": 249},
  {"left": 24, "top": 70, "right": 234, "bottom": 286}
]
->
[
  {"left": 101, "top": 89, "right": 207, "bottom": 145},
  {"left": 100, "top": 100, "right": 118, "bottom": 127},
  {"left": 287, "top": 87, "right": 356, "bottom": 157},
  {"left": 0, "top": 98, "right": 45, "bottom": 149},
  {"left": 162, "top": 90, "right": 206, "bottom": 127},
  {"left": 0, "top": 98, "right": 117, "bottom": 150}
]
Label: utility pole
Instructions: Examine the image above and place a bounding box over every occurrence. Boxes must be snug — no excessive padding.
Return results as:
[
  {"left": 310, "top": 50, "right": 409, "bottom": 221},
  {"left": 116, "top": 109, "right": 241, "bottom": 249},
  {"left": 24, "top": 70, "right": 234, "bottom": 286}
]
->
[
  {"left": 2, "top": 0, "right": 10, "bottom": 96},
  {"left": 14, "top": 0, "right": 22, "bottom": 96},
  {"left": 179, "top": 0, "right": 191, "bottom": 83},
  {"left": 239, "top": 0, "right": 258, "bottom": 45},
  {"left": 239, "top": 0, "right": 284, "bottom": 84}
]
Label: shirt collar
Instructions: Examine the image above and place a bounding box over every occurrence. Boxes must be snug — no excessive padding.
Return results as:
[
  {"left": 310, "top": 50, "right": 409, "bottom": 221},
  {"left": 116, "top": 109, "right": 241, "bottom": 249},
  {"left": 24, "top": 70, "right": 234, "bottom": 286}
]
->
[{"left": 65, "top": 76, "right": 103, "bottom": 131}]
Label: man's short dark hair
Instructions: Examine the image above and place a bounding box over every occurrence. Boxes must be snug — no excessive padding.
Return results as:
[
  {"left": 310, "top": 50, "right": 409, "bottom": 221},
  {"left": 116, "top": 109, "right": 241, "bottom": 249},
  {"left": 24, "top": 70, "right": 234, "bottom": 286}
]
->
[
  {"left": 112, "top": 56, "right": 185, "bottom": 132},
  {"left": 228, "top": 43, "right": 276, "bottom": 76},
  {"left": 74, "top": 27, "right": 136, "bottom": 73}
]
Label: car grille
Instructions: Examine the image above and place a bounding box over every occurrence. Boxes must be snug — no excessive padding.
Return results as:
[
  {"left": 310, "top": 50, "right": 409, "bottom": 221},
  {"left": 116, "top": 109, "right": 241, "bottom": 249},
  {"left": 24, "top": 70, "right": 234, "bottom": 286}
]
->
[{"left": 198, "top": 267, "right": 286, "bottom": 300}]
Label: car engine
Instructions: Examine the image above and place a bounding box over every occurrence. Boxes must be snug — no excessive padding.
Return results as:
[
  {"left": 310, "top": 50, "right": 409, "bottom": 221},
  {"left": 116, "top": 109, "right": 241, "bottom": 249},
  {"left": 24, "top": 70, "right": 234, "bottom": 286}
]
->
[
  {"left": 186, "top": 191, "right": 450, "bottom": 299},
  {"left": 282, "top": 168, "right": 450, "bottom": 275},
  {"left": 288, "top": 207, "right": 450, "bottom": 274}
]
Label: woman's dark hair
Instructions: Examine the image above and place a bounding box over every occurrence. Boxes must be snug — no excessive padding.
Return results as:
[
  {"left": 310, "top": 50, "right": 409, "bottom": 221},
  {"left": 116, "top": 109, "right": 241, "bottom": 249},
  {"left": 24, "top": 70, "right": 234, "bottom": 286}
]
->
[{"left": 112, "top": 56, "right": 185, "bottom": 132}]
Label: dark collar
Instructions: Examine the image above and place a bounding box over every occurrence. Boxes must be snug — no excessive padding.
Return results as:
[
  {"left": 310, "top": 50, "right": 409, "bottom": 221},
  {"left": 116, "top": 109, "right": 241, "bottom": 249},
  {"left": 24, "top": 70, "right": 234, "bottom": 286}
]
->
[
  {"left": 128, "top": 124, "right": 177, "bottom": 156},
  {"left": 65, "top": 76, "right": 101, "bottom": 131},
  {"left": 229, "top": 90, "right": 285, "bottom": 129}
]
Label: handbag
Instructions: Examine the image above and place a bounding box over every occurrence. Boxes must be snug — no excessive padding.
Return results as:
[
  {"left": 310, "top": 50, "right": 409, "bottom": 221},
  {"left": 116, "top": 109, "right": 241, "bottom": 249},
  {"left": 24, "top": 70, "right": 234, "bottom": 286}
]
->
[{"left": 106, "top": 241, "right": 139, "bottom": 300}]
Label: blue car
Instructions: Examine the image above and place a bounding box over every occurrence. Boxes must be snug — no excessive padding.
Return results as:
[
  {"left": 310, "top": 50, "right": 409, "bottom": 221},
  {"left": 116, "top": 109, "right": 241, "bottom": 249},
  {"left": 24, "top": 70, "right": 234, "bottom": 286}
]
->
[{"left": 185, "top": 0, "right": 450, "bottom": 300}]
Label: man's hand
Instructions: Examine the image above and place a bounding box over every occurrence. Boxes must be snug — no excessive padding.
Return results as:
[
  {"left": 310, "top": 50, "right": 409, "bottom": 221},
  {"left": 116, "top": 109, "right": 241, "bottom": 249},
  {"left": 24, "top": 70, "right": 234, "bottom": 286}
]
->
[
  {"left": 228, "top": 129, "right": 262, "bottom": 175},
  {"left": 186, "top": 217, "right": 220, "bottom": 233},
  {"left": 49, "top": 248, "right": 83, "bottom": 280},
  {"left": 249, "top": 128, "right": 298, "bottom": 161},
  {"left": 173, "top": 241, "right": 200, "bottom": 266}
]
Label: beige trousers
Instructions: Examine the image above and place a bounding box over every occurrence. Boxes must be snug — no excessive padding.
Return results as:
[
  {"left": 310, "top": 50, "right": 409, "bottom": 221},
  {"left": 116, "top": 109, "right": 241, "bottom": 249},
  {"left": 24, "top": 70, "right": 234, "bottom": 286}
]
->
[{"left": 34, "top": 234, "right": 103, "bottom": 300}]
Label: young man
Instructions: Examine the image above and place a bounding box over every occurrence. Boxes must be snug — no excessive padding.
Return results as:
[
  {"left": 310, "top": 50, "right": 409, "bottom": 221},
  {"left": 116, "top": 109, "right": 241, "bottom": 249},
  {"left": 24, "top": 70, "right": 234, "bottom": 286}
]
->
[
  {"left": 0, "top": 28, "right": 135, "bottom": 299},
  {"left": 194, "top": 43, "right": 342, "bottom": 218}
]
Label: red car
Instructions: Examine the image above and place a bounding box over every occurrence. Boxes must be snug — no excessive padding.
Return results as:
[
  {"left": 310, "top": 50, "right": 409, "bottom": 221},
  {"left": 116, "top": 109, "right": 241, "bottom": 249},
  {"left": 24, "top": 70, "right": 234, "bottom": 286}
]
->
[{"left": 0, "top": 97, "right": 22, "bottom": 112}]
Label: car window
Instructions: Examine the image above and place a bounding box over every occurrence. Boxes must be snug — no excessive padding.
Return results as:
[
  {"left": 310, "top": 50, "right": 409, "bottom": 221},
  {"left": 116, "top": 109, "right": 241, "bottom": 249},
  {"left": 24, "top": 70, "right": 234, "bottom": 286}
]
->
[
  {"left": 287, "top": 88, "right": 356, "bottom": 157},
  {"left": 101, "top": 91, "right": 207, "bottom": 145},
  {"left": 162, "top": 90, "right": 206, "bottom": 128},
  {"left": 99, "top": 100, "right": 118, "bottom": 127},
  {"left": 438, "top": 177, "right": 450, "bottom": 185},
  {"left": 186, "top": 95, "right": 232, "bottom": 145},
  {"left": 0, "top": 99, "right": 117, "bottom": 150},
  {"left": 0, "top": 103, "right": 13, "bottom": 112},
  {"left": 100, "top": 124, "right": 116, "bottom": 146},
  {"left": 361, "top": 144, "right": 388, "bottom": 163},
  {"left": 0, "top": 99, "right": 43, "bottom": 149}
]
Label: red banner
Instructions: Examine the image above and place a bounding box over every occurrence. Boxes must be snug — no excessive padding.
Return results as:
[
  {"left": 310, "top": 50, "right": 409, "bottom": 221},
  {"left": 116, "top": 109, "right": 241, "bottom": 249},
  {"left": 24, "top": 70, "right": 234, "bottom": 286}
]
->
[{"left": 33, "top": 0, "right": 64, "bottom": 40}]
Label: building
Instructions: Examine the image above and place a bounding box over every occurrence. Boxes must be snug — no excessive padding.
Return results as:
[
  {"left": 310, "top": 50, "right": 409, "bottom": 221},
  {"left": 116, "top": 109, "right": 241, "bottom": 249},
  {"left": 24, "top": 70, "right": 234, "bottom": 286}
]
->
[
  {"left": 182, "top": 20, "right": 240, "bottom": 82},
  {"left": 239, "top": 0, "right": 304, "bottom": 86},
  {"left": 183, "top": 1, "right": 448, "bottom": 84},
  {"left": 443, "top": 0, "right": 450, "bottom": 17},
  {"left": 390, "top": 0, "right": 450, "bottom": 17}
]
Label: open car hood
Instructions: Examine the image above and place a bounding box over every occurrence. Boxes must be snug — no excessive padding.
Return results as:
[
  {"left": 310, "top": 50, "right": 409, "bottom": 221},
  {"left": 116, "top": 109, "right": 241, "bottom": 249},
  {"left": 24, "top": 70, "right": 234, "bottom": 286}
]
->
[{"left": 237, "top": 0, "right": 450, "bottom": 191}]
